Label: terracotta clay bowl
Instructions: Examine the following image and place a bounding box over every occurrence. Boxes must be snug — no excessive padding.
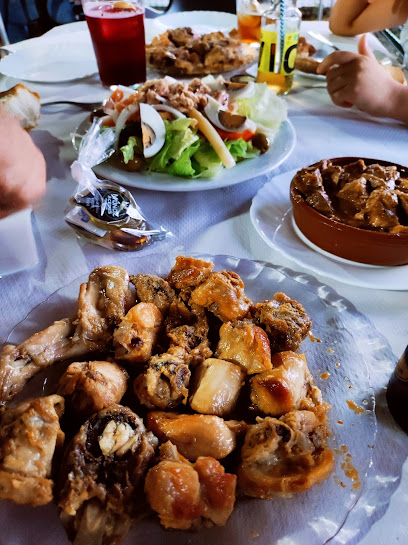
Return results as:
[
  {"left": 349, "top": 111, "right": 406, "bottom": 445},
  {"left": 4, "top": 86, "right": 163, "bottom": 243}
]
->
[{"left": 290, "top": 157, "right": 408, "bottom": 266}]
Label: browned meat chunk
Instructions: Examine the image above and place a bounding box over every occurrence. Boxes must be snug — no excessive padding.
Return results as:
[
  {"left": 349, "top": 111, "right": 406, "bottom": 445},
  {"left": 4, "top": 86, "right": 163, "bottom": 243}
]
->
[
  {"left": 166, "top": 255, "right": 214, "bottom": 291},
  {"left": 238, "top": 410, "right": 334, "bottom": 497},
  {"left": 342, "top": 159, "right": 366, "bottom": 181},
  {"left": 252, "top": 293, "right": 312, "bottom": 353},
  {"left": 355, "top": 187, "right": 399, "bottom": 230},
  {"left": 59, "top": 405, "right": 157, "bottom": 545},
  {"left": 321, "top": 163, "right": 343, "bottom": 188},
  {"left": 190, "top": 271, "right": 252, "bottom": 322},
  {"left": 365, "top": 163, "right": 400, "bottom": 184},
  {"left": 114, "top": 303, "right": 163, "bottom": 365},
  {"left": 0, "top": 395, "right": 64, "bottom": 506},
  {"left": 395, "top": 189, "right": 408, "bottom": 216},
  {"left": 398, "top": 178, "right": 408, "bottom": 192},
  {"left": 166, "top": 305, "right": 212, "bottom": 367},
  {"left": 168, "top": 27, "right": 197, "bottom": 47},
  {"left": 147, "top": 412, "right": 240, "bottom": 460},
  {"left": 336, "top": 177, "right": 368, "bottom": 216},
  {"left": 145, "top": 442, "right": 236, "bottom": 530},
  {"left": 130, "top": 274, "right": 176, "bottom": 316},
  {"left": 133, "top": 347, "right": 191, "bottom": 410},
  {"left": 305, "top": 189, "right": 334, "bottom": 217},
  {"left": 57, "top": 361, "right": 128, "bottom": 418},
  {"left": 293, "top": 168, "right": 324, "bottom": 197},
  {"left": 215, "top": 320, "right": 272, "bottom": 374}
]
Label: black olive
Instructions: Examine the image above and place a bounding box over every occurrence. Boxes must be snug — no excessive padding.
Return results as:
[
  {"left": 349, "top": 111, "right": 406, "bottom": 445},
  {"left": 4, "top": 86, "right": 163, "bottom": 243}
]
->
[{"left": 252, "top": 133, "right": 270, "bottom": 154}]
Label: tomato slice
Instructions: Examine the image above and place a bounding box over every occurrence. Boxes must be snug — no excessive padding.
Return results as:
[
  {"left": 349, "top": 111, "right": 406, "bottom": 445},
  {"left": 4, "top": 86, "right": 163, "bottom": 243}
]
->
[{"left": 216, "top": 128, "right": 255, "bottom": 141}]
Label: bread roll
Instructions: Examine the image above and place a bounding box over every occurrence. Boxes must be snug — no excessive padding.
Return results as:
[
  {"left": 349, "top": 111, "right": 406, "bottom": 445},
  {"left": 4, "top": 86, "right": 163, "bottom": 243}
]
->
[{"left": 0, "top": 84, "right": 41, "bottom": 130}]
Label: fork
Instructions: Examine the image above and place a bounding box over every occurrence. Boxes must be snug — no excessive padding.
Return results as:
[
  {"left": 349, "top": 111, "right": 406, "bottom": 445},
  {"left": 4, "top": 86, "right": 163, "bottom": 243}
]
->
[{"left": 41, "top": 99, "right": 105, "bottom": 111}]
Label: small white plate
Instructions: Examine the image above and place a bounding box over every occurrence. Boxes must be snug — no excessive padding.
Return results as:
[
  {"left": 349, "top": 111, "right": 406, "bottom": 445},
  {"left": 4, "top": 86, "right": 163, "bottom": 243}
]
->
[
  {"left": 250, "top": 168, "right": 408, "bottom": 290},
  {"left": 92, "top": 120, "right": 296, "bottom": 192},
  {"left": 0, "top": 41, "right": 98, "bottom": 83},
  {"left": 0, "top": 209, "right": 38, "bottom": 277}
]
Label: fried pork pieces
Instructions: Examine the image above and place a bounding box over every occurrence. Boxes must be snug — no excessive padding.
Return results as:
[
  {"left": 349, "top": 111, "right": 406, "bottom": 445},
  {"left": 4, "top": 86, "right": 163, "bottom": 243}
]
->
[{"left": 0, "top": 256, "right": 334, "bottom": 544}]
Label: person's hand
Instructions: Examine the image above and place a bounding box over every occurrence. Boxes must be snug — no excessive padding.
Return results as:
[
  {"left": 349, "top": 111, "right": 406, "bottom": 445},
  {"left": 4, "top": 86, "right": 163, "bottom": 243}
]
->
[
  {"left": 316, "top": 34, "right": 402, "bottom": 117},
  {"left": 0, "top": 107, "right": 46, "bottom": 219}
]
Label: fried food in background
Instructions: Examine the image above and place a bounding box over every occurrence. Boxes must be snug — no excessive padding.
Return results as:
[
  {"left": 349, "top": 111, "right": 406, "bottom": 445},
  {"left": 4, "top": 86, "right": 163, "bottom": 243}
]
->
[
  {"left": 295, "top": 36, "right": 321, "bottom": 74},
  {"left": 147, "top": 27, "right": 257, "bottom": 76},
  {"left": 0, "top": 84, "right": 41, "bottom": 130}
]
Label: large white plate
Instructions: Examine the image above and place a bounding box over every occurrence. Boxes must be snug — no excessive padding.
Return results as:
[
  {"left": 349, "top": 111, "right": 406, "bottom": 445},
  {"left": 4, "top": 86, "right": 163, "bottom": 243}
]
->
[
  {"left": 92, "top": 120, "right": 295, "bottom": 191},
  {"left": 153, "top": 10, "right": 237, "bottom": 33},
  {"left": 0, "top": 40, "right": 97, "bottom": 82},
  {"left": 250, "top": 169, "right": 408, "bottom": 290},
  {"left": 0, "top": 253, "right": 378, "bottom": 545}
]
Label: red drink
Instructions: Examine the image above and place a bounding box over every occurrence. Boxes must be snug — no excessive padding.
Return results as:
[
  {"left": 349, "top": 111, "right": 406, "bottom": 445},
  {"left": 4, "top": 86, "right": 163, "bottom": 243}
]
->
[{"left": 84, "top": 1, "right": 146, "bottom": 86}]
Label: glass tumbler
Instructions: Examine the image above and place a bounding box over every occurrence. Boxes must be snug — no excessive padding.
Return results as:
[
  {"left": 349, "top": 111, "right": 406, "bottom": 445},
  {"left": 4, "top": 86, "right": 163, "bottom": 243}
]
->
[
  {"left": 82, "top": 0, "right": 146, "bottom": 86},
  {"left": 236, "top": 0, "right": 272, "bottom": 43}
]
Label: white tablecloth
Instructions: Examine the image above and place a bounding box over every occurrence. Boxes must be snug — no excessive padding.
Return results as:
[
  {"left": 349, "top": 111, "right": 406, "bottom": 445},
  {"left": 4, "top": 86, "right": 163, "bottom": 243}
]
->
[{"left": 0, "top": 16, "right": 407, "bottom": 545}]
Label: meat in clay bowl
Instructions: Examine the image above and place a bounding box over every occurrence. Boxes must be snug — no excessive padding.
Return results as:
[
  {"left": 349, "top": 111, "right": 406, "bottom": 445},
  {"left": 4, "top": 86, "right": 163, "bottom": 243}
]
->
[
  {"left": 0, "top": 254, "right": 376, "bottom": 545},
  {"left": 290, "top": 157, "right": 408, "bottom": 266}
]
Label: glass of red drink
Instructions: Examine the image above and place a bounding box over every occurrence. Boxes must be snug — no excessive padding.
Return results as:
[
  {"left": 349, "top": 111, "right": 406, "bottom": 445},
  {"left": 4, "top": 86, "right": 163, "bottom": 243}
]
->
[{"left": 82, "top": 0, "right": 146, "bottom": 86}]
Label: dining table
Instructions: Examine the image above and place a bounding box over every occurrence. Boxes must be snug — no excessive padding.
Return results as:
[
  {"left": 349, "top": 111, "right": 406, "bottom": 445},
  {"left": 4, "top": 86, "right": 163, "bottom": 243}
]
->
[{"left": 0, "top": 9, "right": 407, "bottom": 545}]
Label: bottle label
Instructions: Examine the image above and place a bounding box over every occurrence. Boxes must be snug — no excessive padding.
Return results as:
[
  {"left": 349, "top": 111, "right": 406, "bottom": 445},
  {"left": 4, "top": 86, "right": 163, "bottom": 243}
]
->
[
  {"left": 396, "top": 347, "right": 408, "bottom": 382},
  {"left": 258, "top": 29, "right": 299, "bottom": 75}
]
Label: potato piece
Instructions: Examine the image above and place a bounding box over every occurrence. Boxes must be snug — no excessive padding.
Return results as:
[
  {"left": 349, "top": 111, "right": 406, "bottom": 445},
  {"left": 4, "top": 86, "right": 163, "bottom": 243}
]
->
[
  {"left": 189, "top": 358, "right": 245, "bottom": 416},
  {"left": 147, "top": 412, "right": 238, "bottom": 460},
  {"left": 250, "top": 351, "right": 310, "bottom": 416},
  {"left": 215, "top": 320, "right": 272, "bottom": 374}
]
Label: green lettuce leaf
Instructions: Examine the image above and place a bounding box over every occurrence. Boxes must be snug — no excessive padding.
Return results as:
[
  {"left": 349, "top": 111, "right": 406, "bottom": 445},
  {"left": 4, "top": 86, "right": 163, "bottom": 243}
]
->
[
  {"left": 226, "top": 138, "right": 260, "bottom": 161},
  {"left": 119, "top": 136, "right": 143, "bottom": 164},
  {"left": 147, "top": 118, "right": 199, "bottom": 173}
]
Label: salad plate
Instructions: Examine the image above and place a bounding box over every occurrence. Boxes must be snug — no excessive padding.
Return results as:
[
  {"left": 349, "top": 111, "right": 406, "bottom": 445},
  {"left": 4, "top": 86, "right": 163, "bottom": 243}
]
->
[
  {"left": 75, "top": 76, "right": 295, "bottom": 192},
  {"left": 0, "top": 253, "right": 377, "bottom": 545},
  {"left": 93, "top": 119, "right": 295, "bottom": 192}
]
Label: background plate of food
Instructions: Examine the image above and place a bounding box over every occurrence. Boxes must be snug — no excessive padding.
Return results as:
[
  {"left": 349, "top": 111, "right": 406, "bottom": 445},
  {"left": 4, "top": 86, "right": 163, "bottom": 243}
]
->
[
  {"left": 0, "top": 253, "right": 378, "bottom": 545},
  {"left": 144, "top": 11, "right": 258, "bottom": 79}
]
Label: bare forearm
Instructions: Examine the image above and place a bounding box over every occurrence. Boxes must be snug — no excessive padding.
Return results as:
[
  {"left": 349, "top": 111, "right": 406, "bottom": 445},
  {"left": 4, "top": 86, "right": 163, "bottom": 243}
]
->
[{"left": 330, "top": 0, "right": 408, "bottom": 36}]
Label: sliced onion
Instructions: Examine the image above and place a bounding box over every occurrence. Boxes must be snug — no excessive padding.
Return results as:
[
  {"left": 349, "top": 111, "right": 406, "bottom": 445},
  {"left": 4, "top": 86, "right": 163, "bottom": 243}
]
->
[{"left": 151, "top": 104, "right": 186, "bottom": 119}]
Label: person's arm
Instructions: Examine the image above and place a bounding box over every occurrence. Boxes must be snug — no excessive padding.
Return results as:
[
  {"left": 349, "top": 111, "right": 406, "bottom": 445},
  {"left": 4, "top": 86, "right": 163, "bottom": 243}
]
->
[
  {"left": 317, "top": 34, "right": 408, "bottom": 123},
  {"left": 0, "top": 107, "right": 46, "bottom": 219},
  {"left": 329, "top": 0, "right": 408, "bottom": 36}
]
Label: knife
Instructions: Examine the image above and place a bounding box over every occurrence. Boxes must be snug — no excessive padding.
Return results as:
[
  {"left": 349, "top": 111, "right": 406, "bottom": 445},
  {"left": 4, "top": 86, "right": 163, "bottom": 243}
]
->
[{"left": 307, "top": 31, "right": 340, "bottom": 51}]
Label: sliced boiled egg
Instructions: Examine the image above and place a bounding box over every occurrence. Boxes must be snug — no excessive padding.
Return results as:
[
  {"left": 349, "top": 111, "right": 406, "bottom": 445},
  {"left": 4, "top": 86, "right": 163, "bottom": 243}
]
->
[
  {"left": 140, "top": 103, "right": 166, "bottom": 158},
  {"left": 204, "top": 96, "right": 256, "bottom": 133}
]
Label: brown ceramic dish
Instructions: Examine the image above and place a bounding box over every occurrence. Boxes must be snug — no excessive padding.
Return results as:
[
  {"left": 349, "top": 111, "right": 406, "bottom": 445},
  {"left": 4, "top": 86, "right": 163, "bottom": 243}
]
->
[{"left": 290, "top": 157, "right": 408, "bottom": 266}]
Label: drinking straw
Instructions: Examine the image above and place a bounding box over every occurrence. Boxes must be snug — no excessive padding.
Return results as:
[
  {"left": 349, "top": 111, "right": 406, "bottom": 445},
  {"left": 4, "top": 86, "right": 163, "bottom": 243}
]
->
[{"left": 280, "top": 0, "right": 285, "bottom": 68}]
